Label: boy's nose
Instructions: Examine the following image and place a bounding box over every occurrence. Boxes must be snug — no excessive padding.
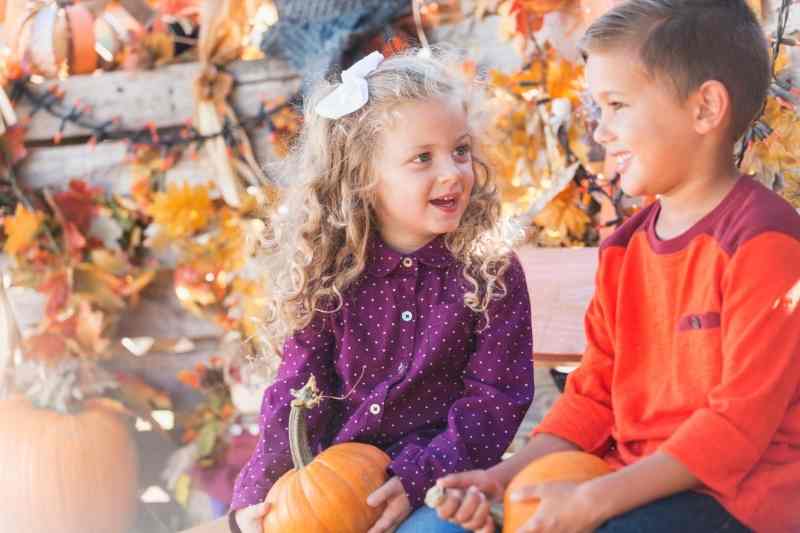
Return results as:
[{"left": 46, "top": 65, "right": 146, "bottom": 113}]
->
[{"left": 593, "top": 120, "right": 614, "bottom": 145}]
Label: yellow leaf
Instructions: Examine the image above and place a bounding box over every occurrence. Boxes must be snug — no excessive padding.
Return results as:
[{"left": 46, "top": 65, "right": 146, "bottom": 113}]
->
[
  {"left": 149, "top": 182, "right": 214, "bottom": 239},
  {"left": 175, "top": 474, "right": 192, "bottom": 508},
  {"left": 3, "top": 204, "right": 45, "bottom": 255}
]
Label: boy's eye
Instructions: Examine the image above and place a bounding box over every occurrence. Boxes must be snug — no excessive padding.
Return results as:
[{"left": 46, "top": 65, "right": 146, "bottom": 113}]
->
[{"left": 413, "top": 152, "right": 432, "bottom": 163}]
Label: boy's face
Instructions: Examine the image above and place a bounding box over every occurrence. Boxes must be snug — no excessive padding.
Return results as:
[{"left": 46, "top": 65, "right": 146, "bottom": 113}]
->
[{"left": 586, "top": 49, "right": 700, "bottom": 197}]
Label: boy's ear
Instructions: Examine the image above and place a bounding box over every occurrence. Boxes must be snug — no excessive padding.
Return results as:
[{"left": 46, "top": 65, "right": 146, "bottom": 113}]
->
[{"left": 691, "top": 80, "right": 731, "bottom": 135}]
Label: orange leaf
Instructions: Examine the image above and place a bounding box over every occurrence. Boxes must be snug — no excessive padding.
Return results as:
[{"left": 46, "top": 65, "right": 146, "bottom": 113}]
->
[
  {"left": 3, "top": 203, "right": 44, "bottom": 255},
  {"left": 23, "top": 332, "right": 68, "bottom": 364}
]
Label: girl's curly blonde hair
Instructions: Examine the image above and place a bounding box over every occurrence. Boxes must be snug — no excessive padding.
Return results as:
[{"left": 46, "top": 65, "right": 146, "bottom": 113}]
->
[{"left": 260, "top": 48, "right": 514, "bottom": 357}]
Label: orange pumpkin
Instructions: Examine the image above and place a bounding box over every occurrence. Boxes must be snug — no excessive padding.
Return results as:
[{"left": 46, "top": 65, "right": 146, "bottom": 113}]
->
[
  {"left": 262, "top": 376, "right": 391, "bottom": 532},
  {"left": 11, "top": 1, "right": 97, "bottom": 78},
  {"left": 0, "top": 395, "right": 139, "bottom": 533},
  {"left": 503, "top": 451, "right": 611, "bottom": 532}
]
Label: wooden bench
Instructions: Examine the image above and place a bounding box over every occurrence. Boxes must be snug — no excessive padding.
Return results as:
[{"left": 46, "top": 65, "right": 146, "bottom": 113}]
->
[{"left": 515, "top": 245, "right": 598, "bottom": 368}]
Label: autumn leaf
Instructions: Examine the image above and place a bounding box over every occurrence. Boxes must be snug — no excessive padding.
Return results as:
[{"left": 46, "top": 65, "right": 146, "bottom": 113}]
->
[
  {"left": 149, "top": 182, "right": 214, "bottom": 239},
  {"left": 743, "top": 97, "right": 800, "bottom": 201},
  {"left": 53, "top": 180, "right": 102, "bottom": 233},
  {"left": 533, "top": 183, "right": 591, "bottom": 239},
  {"left": 2, "top": 124, "right": 28, "bottom": 166},
  {"left": 39, "top": 270, "right": 71, "bottom": 318},
  {"left": 178, "top": 369, "right": 201, "bottom": 389},
  {"left": 23, "top": 332, "right": 68, "bottom": 365},
  {"left": 63, "top": 222, "right": 88, "bottom": 256},
  {"left": 547, "top": 57, "right": 584, "bottom": 105},
  {"left": 3, "top": 203, "right": 44, "bottom": 255}
]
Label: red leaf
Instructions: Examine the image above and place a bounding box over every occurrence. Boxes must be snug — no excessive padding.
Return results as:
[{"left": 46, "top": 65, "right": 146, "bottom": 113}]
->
[
  {"left": 3, "top": 125, "right": 28, "bottom": 165},
  {"left": 39, "top": 271, "right": 71, "bottom": 318},
  {"left": 63, "top": 222, "right": 88, "bottom": 255},
  {"left": 53, "top": 180, "right": 102, "bottom": 233}
]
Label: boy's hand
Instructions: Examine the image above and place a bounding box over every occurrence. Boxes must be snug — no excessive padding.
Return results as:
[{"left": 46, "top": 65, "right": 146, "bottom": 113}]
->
[
  {"left": 432, "top": 469, "right": 504, "bottom": 532},
  {"left": 510, "top": 480, "right": 604, "bottom": 533},
  {"left": 234, "top": 502, "right": 269, "bottom": 533},
  {"left": 366, "top": 476, "right": 412, "bottom": 533}
]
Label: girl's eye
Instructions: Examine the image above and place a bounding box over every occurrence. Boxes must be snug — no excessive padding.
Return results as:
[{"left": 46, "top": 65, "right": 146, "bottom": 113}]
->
[
  {"left": 454, "top": 144, "right": 471, "bottom": 160},
  {"left": 608, "top": 101, "right": 626, "bottom": 110},
  {"left": 413, "top": 152, "right": 432, "bottom": 164}
]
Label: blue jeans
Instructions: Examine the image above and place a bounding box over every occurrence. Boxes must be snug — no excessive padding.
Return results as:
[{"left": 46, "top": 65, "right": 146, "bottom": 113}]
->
[
  {"left": 597, "top": 491, "right": 751, "bottom": 533},
  {"left": 397, "top": 506, "right": 469, "bottom": 533}
]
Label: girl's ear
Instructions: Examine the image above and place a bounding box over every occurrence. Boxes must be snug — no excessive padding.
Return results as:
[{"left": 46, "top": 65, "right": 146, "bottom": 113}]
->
[{"left": 691, "top": 80, "right": 731, "bottom": 136}]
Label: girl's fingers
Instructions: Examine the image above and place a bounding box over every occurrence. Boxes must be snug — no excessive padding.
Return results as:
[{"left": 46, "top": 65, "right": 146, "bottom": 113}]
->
[
  {"left": 437, "top": 471, "right": 481, "bottom": 490},
  {"left": 367, "top": 477, "right": 402, "bottom": 507},
  {"left": 434, "top": 488, "right": 464, "bottom": 520},
  {"left": 461, "top": 495, "right": 491, "bottom": 531},
  {"left": 453, "top": 486, "right": 483, "bottom": 523}
]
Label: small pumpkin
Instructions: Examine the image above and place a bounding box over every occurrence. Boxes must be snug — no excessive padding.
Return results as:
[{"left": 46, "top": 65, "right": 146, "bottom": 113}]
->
[
  {"left": 11, "top": 0, "right": 97, "bottom": 78},
  {"left": 0, "top": 394, "right": 139, "bottom": 533},
  {"left": 262, "top": 376, "right": 391, "bottom": 533},
  {"left": 503, "top": 451, "right": 611, "bottom": 532}
]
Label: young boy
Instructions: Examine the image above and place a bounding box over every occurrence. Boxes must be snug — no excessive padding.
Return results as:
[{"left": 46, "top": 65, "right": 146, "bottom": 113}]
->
[{"left": 432, "top": 1, "right": 800, "bottom": 532}]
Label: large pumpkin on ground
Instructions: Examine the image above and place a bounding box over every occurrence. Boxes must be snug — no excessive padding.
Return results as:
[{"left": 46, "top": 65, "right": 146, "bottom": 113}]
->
[
  {"left": 0, "top": 395, "right": 139, "bottom": 533},
  {"left": 503, "top": 451, "right": 611, "bottom": 533},
  {"left": 263, "top": 376, "right": 391, "bottom": 533}
]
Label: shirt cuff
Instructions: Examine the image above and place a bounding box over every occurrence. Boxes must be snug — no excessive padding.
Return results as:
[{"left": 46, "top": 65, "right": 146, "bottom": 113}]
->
[
  {"left": 659, "top": 408, "right": 759, "bottom": 496},
  {"left": 388, "top": 451, "right": 433, "bottom": 509}
]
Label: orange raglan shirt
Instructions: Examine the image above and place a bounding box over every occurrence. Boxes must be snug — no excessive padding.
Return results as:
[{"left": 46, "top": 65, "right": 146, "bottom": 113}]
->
[{"left": 534, "top": 177, "right": 800, "bottom": 532}]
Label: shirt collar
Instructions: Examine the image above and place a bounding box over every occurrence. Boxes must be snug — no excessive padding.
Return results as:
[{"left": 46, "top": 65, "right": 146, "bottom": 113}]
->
[{"left": 366, "top": 234, "right": 455, "bottom": 277}]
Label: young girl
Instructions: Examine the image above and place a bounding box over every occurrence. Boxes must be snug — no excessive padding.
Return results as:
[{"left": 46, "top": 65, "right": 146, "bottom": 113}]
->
[{"left": 228, "top": 49, "right": 534, "bottom": 533}]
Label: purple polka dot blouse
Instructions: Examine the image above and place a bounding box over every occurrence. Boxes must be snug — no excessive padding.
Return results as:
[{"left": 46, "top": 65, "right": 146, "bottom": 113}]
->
[{"left": 230, "top": 235, "right": 534, "bottom": 510}]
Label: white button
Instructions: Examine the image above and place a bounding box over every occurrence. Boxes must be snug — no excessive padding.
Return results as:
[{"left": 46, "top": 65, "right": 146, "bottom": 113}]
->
[
  {"left": 402, "top": 257, "right": 413, "bottom": 267},
  {"left": 401, "top": 311, "right": 413, "bottom": 322},
  {"left": 369, "top": 403, "right": 381, "bottom": 415}
]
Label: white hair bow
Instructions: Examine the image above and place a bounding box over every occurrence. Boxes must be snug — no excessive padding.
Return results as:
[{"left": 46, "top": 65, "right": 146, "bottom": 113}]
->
[{"left": 314, "top": 51, "right": 385, "bottom": 119}]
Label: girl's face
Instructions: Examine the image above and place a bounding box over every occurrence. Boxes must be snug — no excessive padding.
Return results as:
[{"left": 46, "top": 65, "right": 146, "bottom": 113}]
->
[{"left": 371, "top": 96, "right": 475, "bottom": 254}]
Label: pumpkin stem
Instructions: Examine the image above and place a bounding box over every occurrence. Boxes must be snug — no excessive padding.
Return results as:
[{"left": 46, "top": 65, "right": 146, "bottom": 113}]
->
[{"left": 288, "top": 375, "right": 322, "bottom": 469}]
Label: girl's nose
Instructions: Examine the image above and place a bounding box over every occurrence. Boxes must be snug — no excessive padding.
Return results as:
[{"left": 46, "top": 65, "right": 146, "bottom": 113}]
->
[{"left": 438, "top": 159, "right": 464, "bottom": 183}]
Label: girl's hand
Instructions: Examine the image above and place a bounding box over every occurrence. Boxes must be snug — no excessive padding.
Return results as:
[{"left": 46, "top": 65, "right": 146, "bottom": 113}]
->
[
  {"left": 511, "top": 481, "right": 604, "bottom": 533},
  {"left": 366, "top": 476, "right": 412, "bottom": 533},
  {"left": 432, "top": 469, "right": 504, "bottom": 531},
  {"left": 234, "top": 501, "right": 270, "bottom": 533}
]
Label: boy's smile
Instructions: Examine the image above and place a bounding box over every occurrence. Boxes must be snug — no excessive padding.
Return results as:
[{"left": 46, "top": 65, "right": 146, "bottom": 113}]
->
[{"left": 586, "top": 49, "right": 701, "bottom": 198}]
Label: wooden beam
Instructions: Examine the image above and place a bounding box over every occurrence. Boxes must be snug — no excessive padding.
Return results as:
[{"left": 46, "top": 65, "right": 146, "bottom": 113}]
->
[
  {"left": 18, "top": 58, "right": 301, "bottom": 143},
  {"left": 18, "top": 125, "right": 279, "bottom": 194}
]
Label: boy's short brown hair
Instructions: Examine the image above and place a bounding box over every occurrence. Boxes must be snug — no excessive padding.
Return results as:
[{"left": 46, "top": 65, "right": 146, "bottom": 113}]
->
[{"left": 581, "top": 0, "right": 770, "bottom": 140}]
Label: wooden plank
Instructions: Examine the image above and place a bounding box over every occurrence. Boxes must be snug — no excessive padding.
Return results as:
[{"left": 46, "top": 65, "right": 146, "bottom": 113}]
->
[
  {"left": 18, "top": 125, "right": 278, "bottom": 194},
  {"left": 515, "top": 245, "right": 598, "bottom": 363},
  {"left": 18, "top": 58, "right": 301, "bottom": 142}
]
